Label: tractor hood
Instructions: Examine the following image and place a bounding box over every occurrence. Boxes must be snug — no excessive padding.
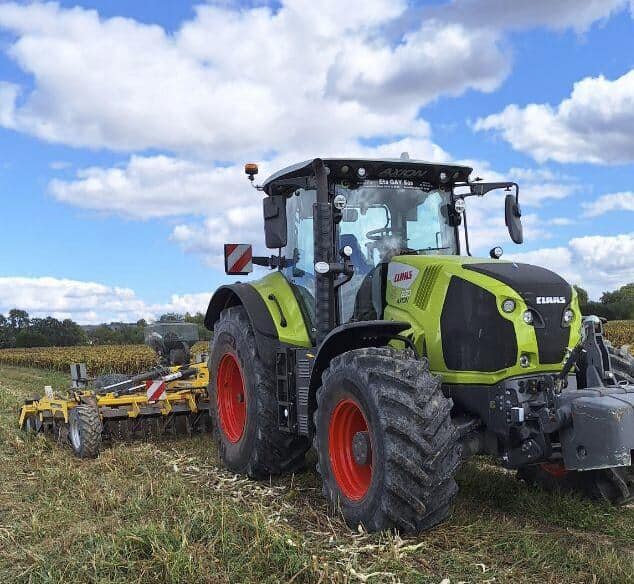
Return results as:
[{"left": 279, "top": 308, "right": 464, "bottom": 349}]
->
[{"left": 384, "top": 255, "right": 581, "bottom": 381}]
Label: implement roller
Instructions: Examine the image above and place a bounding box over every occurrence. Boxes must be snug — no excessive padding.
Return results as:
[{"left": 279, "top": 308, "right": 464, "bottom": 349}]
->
[{"left": 18, "top": 323, "right": 212, "bottom": 458}]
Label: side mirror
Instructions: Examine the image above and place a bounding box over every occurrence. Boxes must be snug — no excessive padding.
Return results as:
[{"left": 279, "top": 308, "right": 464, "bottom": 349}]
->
[
  {"left": 224, "top": 244, "right": 253, "bottom": 275},
  {"left": 505, "top": 194, "right": 523, "bottom": 244},
  {"left": 263, "top": 195, "right": 287, "bottom": 248}
]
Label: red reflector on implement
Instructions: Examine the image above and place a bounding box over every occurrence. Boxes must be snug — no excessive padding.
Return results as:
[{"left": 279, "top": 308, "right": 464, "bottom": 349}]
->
[{"left": 146, "top": 380, "right": 167, "bottom": 402}]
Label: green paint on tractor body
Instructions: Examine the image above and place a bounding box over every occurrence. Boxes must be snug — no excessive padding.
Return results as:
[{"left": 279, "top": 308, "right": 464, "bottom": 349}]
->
[
  {"left": 383, "top": 255, "right": 581, "bottom": 385},
  {"left": 247, "top": 254, "right": 581, "bottom": 387}
]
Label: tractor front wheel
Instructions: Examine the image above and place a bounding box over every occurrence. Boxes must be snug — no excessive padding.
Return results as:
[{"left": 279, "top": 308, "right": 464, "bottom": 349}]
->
[
  {"left": 208, "top": 306, "right": 309, "bottom": 479},
  {"left": 314, "top": 347, "right": 462, "bottom": 533}
]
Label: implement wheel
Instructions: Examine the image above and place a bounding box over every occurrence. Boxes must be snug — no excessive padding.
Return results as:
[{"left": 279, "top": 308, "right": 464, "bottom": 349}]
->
[
  {"left": 23, "top": 415, "right": 40, "bottom": 434},
  {"left": 68, "top": 405, "right": 103, "bottom": 458},
  {"left": 208, "top": 306, "right": 309, "bottom": 478},
  {"left": 314, "top": 347, "right": 461, "bottom": 533},
  {"left": 518, "top": 463, "right": 634, "bottom": 505}
]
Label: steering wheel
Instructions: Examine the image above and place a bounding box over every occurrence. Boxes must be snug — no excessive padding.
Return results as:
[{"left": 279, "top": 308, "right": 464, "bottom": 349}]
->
[{"left": 365, "top": 227, "right": 393, "bottom": 241}]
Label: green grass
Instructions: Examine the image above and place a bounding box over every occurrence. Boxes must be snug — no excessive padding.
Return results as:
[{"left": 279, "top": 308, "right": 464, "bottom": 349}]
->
[{"left": 1, "top": 365, "right": 633, "bottom": 584}]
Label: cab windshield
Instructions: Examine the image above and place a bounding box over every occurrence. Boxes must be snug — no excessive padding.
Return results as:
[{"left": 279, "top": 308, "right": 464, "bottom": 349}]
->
[
  {"left": 335, "top": 182, "right": 457, "bottom": 322},
  {"left": 335, "top": 182, "right": 457, "bottom": 267},
  {"left": 282, "top": 182, "right": 458, "bottom": 325}
]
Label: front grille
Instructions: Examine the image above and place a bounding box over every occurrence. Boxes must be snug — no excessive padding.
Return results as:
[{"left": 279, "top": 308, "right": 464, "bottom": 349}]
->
[
  {"left": 441, "top": 276, "right": 517, "bottom": 372},
  {"left": 464, "top": 263, "right": 572, "bottom": 365}
]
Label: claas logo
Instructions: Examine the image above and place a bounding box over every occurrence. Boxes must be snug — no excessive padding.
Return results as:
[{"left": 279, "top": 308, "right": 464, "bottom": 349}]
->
[{"left": 393, "top": 270, "right": 413, "bottom": 283}]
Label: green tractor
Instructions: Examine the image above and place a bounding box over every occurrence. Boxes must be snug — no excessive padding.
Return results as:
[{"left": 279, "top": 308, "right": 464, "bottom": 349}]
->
[{"left": 204, "top": 157, "right": 634, "bottom": 533}]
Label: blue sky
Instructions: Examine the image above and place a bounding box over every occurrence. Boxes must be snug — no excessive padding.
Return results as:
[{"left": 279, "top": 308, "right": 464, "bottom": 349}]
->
[{"left": 0, "top": 0, "right": 632, "bottom": 323}]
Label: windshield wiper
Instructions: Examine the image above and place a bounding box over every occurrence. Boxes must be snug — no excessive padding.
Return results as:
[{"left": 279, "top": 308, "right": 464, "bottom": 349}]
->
[{"left": 415, "top": 246, "right": 451, "bottom": 252}]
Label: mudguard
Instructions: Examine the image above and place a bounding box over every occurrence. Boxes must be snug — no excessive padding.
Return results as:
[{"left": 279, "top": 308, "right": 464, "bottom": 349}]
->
[
  {"left": 308, "top": 320, "right": 411, "bottom": 395},
  {"left": 204, "top": 283, "right": 279, "bottom": 363}
]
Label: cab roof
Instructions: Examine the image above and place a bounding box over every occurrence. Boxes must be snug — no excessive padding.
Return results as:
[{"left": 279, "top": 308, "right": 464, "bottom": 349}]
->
[{"left": 263, "top": 158, "right": 473, "bottom": 196}]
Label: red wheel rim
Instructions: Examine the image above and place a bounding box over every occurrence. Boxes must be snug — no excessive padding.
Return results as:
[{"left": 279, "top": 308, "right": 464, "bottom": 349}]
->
[
  {"left": 216, "top": 352, "right": 247, "bottom": 443},
  {"left": 541, "top": 462, "right": 568, "bottom": 478},
  {"left": 328, "top": 398, "right": 372, "bottom": 501}
]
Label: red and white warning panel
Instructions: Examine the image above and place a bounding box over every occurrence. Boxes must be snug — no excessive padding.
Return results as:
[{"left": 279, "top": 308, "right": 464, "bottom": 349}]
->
[
  {"left": 224, "top": 244, "right": 253, "bottom": 275},
  {"left": 146, "top": 380, "right": 167, "bottom": 402}
]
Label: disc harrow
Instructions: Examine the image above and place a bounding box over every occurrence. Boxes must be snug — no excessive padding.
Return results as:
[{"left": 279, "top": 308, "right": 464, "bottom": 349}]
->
[{"left": 18, "top": 360, "right": 211, "bottom": 457}]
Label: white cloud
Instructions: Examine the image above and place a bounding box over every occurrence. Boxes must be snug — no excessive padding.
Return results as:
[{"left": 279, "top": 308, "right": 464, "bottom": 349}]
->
[
  {"left": 0, "top": 276, "right": 212, "bottom": 324},
  {"left": 449, "top": 161, "right": 579, "bottom": 255},
  {"left": 474, "top": 70, "right": 634, "bottom": 164},
  {"left": 0, "top": 1, "right": 507, "bottom": 158},
  {"left": 54, "top": 136, "right": 450, "bottom": 258},
  {"left": 49, "top": 155, "right": 238, "bottom": 219},
  {"left": 582, "top": 191, "right": 634, "bottom": 217},
  {"left": 507, "top": 233, "right": 634, "bottom": 298}
]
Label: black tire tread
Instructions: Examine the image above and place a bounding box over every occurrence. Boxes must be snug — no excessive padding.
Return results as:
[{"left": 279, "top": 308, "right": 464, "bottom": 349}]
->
[
  {"left": 70, "top": 405, "right": 102, "bottom": 458},
  {"left": 314, "top": 347, "right": 461, "bottom": 533},
  {"left": 210, "top": 306, "right": 309, "bottom": 479}
]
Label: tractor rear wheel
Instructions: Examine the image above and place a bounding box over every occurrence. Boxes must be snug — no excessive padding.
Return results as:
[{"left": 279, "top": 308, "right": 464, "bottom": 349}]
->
[
  {"left": 314, "top": 347, "right": 461, "bottom": 533},
  {"left": 208, "top": 306, "right": 309, "bottom": 478},
  {"left": 68, "top": 405, "right": 103, "bottom": 458},
  {"left": 518, "top": 463, "right": 634, "bottom": 505}
]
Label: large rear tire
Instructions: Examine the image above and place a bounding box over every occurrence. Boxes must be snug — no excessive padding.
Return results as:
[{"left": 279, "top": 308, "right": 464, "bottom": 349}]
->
[
  {"left": 208, "top": 306, "right": 310, "bottom": 479},
  {"left": 314, "top": 347, "right": 461, "bottom": 533},
  {"left": 518, "top": 463, "right": 634, "bottom": 505}
]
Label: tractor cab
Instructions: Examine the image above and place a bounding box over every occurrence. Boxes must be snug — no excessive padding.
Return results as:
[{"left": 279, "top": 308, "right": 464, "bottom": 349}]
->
[{"left": 237, "top": 157, "right": 522, "bottom": 338}]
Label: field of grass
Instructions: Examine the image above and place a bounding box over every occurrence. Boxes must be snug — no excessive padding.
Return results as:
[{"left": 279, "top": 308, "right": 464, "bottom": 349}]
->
[{"left": 1, "top": 365, "right": 633, "bottom": 583}]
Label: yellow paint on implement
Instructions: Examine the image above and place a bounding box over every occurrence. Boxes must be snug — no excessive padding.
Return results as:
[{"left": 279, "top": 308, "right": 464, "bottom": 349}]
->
[{"left": 18, "top": 361, "right": 210, "bottom": 429}]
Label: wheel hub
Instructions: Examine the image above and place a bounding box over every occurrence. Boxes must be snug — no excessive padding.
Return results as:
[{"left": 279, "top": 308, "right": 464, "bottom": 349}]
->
[{"left": 352, "top": 431, "right": 371, "bottom": 465}]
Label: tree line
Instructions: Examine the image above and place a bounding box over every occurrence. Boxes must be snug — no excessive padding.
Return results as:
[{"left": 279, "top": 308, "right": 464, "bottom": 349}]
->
[
  {"left": 0, "top": 282, "right": 631, "bottom": 349},
  {"left": 0, "top": 309, "right": 210, "bottom": 349},
  {"left": 574, "top": 282, "right": 634, "bottom": 321}
]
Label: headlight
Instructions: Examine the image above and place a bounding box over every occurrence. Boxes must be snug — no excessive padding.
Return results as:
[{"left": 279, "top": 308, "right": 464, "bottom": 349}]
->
[
  {"left": 522, "top": 310, "right": 534, "bottom": 324},
  {"left": 563, "top": 308, "right": 574, "bottom": 325},
  {"left": 519, "top": 354, "right": 531, "bottom": 368},
  {"left": 502, "top": 299, "right": 516, "bottom": 313}
]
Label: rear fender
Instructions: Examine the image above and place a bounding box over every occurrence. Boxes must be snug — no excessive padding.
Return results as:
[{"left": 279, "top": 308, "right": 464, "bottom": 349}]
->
[{"left": 204, "top": 283, "right": 279, "bottom": 363}]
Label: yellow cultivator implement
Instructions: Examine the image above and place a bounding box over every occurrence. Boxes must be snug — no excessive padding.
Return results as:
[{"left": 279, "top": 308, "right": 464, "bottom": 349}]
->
[{"left": 18, "top": 322, "right": 212, "bottom": 457}]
